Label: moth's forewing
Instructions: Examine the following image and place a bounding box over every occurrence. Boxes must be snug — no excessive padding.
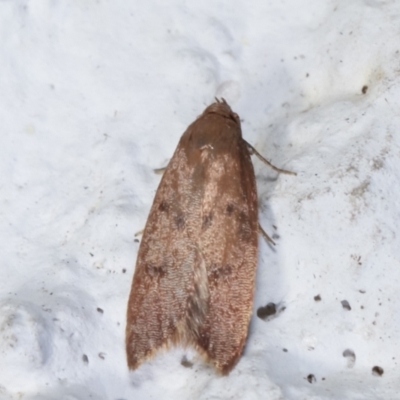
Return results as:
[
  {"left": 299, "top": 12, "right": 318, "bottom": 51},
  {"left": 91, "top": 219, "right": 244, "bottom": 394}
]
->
[{"left": 126, "top": 101, "right": 258, "bottom": 374}]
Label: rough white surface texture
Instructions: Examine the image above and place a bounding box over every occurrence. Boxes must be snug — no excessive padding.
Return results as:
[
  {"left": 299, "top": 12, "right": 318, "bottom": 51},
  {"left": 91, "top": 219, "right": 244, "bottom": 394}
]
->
[{"left": 1, "top": 1, "right": 400, "bottom": 399}]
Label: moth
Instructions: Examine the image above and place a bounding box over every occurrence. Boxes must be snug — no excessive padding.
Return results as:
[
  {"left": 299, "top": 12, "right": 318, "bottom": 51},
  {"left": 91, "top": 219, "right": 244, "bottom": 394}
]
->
[{"left": 126, "top": 99, "right": 294, "bottom": 374}]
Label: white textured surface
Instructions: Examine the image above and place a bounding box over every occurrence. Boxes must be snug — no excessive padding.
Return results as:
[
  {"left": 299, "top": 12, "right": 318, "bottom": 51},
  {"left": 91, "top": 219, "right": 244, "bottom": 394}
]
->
[{"left": 1, "top": 1, "right": 400, "bottom": 399}]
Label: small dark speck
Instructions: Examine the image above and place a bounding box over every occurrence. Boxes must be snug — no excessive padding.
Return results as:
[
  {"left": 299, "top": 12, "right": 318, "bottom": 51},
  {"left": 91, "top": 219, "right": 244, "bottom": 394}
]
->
[
  {"left": 314, "top": 294, "right": 321, "bottom": 301},
  {"left": 341, "top": 300, "right": 351, "bottom": 310},
  {"left": 82, "top": 354, "right": 89, "bottom": 364},
  {"left": 181, "top": 356, "right": 193, "bottom": 368},
  {"left": 359, "top": 289, "right": 366, "bottom": 294},
  {"left": 307, "top": 374, "right": 316, "bottom": 383},
  {"left": 257, "top": 303, "right": 276, "bottom": 320},
  {"left": 272, "top": 232, "right": 280, "bottom": 240},
  {"left": 283, "top": 348, "right": 288, "bottom": 352},
  {"left": 343, "top": 349, "right": 356, "bottom": 368},
  {"left": 175, "top": 214, "right": 185, "bottom": 229},
  {"left": 362, "top": 85, "right": 368, "bottom": 94},
  {"left": 306, "top": 73, "right": 309, "bottom": 77},
  {"left": 89, "top": 253, "right": 94, "bottom": 257},
  {"left": 98, "top": 352, "right": 106, "bottom": 360},
  {"left": 122, "top": 269, "right": 127, "bottom": 273},
  {"left": 97, "top": 307, "right": 104, "bottom": 314},
  {"left": 226, "top": 203, "right": 234, "bottom": 214},
  {"left": 134, "top": 238, "right": 139, "bottom": 243},
  {"left": 372, "top": 366, "right": 384, "bottom": 376}
]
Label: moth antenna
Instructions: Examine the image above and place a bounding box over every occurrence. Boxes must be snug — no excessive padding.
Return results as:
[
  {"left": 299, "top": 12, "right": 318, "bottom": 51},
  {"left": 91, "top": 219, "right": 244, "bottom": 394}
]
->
[
  {"left": 258, "top": 223, "right": 276, "bottom": 246},
  {"left": 245, "top": 141, "right": 297, "bottom": 176}
]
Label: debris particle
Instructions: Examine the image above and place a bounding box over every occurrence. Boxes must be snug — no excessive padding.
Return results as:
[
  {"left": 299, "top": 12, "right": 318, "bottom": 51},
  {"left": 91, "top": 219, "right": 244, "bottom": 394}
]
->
[
  {"left": 343, "top": 349, "right": 356, "bottom": 368},
  {"left": 372, "top": 366, "right": 384, "bottom": 376},
  {"left": 257, "top": 303, "right": 277, "bottom": 320},
  {"left": 307, "top": 374, "right": 316, "bottom": 383},
  {"left": 181, "top": 356, "right": 193, "bottom": 368},
  {"left": 341, "top": 300, "right": 351, "bottom": 310}
]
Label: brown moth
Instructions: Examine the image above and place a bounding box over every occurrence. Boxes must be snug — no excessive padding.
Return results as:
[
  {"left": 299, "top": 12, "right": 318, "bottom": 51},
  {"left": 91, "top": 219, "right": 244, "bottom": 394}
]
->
[{"left": 126, "top": 99, "right": 294, "bottom": 374}]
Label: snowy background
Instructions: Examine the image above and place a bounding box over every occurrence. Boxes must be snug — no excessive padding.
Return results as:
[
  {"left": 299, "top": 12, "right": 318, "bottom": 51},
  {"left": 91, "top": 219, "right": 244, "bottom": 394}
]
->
[{"left": 1, "top": 0, "right": 400, "bottom": 399}]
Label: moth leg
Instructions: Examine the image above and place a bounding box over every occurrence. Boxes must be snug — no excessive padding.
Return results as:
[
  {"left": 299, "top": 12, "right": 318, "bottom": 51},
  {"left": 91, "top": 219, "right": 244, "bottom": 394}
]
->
[
  {"left": 245, "top": 141, "right": 297, "bottom": 176},
  {"left": 258, "top": 223, "right": 276, "bottom": 246},
  {"left": 153, "top": 166, "right": 167, "bottom": 175},
  {"left": 134, "top": 229, "right": 144, "bottom": 237}
]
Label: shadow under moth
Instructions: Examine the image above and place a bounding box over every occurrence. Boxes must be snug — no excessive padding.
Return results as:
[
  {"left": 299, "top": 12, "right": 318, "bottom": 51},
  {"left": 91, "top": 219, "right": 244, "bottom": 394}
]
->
[{"left": 126, "top": 99, "right": 294, "bottom": 374}]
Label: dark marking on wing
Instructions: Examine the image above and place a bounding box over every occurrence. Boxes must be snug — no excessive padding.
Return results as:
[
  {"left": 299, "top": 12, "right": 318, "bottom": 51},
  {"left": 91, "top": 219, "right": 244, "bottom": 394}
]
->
[
  {"left": 175, "top": 213, "right": 185, "bottom": 230},
  {"left": 238, "top": 211, "right": 252, "bottom": 241},
  {"left": 225, "top": 203, "right": 234, "bottom": 215},
  {"left": 202, "top": 212, "right": 213, "bottom": 229},
  {"left": 209, "top": 264, "right": 233, "bottom": 283},
  {"left": 198, "top": 331, "right": 210, "bottom": 349},
  {"left": 159, "top": 201, "right": 169, "bottom": 212},
  {"left": 145, "top": 264, "right": 166, "bottom": 278}
]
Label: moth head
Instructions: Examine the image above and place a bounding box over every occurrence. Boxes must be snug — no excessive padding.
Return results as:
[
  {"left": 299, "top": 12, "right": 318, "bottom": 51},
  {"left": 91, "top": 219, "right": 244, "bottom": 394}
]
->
[{"left": 202, "top": 98, "right": 240, "bottom": 125}]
